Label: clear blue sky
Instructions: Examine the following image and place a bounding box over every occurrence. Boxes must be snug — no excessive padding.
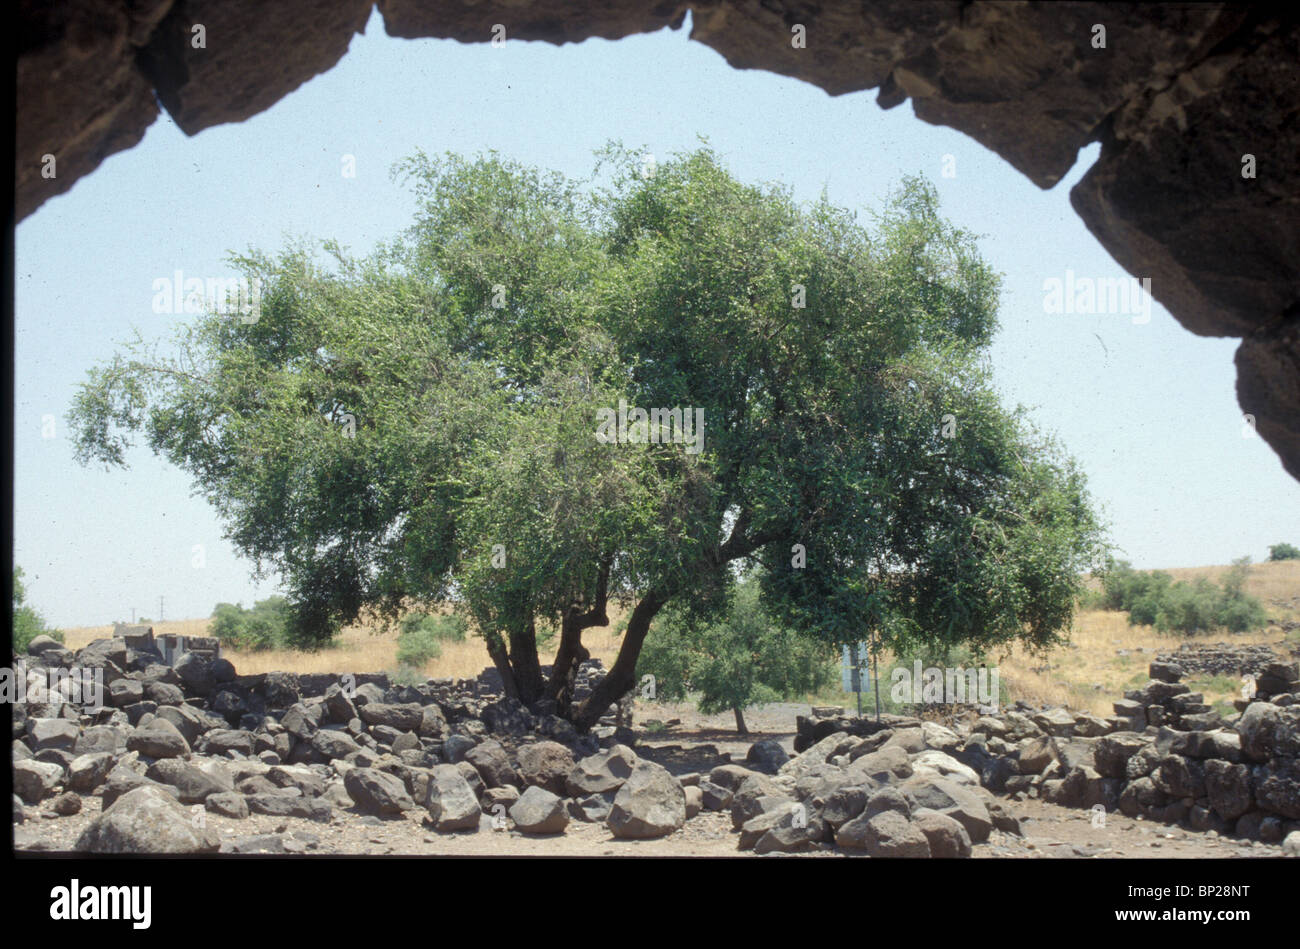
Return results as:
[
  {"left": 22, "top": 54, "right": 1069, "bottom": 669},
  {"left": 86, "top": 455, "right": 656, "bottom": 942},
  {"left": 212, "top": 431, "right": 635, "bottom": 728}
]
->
[{"left": 15, "top": 11, "right": 1300, "bottom": 627}]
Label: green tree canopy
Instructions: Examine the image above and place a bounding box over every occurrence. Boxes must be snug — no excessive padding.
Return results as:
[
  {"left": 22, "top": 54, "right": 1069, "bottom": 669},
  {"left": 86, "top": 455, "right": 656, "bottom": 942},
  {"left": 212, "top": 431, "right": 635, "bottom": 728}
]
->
[
  {"left": 638, "top": 569, "right": 836, "bottom": 733},
  {"left": 13, "top": 566, "right": 63, "bottom": 653},
  {"left": 69, "top": 143, "right": 1105, "bottom": 728}
]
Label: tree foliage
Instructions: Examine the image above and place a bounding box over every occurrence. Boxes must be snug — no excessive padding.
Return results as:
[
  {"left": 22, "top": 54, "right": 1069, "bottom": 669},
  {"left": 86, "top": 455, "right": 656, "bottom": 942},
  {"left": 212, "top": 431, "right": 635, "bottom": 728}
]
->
[
  {"left": 1095, "top": 557, "right": 1268, "bottom": 634},
  {"left": 68, "top": 143, "right": 1105, "bottom": 727},
  {"left": 13, "top": 567, "right": 63, "bottom": 653},
  {"left": 638, "top": 570, "right": 836, "bottom": 732}
]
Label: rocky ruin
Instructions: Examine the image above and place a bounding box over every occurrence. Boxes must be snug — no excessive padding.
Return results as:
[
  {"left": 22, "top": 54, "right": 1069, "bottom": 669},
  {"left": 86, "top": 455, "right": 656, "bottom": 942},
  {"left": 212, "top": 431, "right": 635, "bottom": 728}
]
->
[{"left": 11, "top": 627, "right": 1300, "bottom": 857}]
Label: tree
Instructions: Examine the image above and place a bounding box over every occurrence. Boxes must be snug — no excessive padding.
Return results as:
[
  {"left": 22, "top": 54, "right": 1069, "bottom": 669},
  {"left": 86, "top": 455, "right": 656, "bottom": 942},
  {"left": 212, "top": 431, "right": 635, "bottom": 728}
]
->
[
  {"left": 1268, "top": 542, "right": 1300, "bottom": 561},
  {"left": 638, "top": 570, "right": 836, "bottom": 733},
  {"left": 13, "top": 567, "right": 63, "bottom": 653},
  {"left": 69, "top": 143, "right": 1105, "bottom": 729}
]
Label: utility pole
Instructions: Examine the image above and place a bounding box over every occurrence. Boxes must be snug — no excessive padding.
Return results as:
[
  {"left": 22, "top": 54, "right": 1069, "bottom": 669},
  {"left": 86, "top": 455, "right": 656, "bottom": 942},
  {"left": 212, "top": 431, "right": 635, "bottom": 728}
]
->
[{"left": 159, "top": 596, "right": 165, "bottom": 623}]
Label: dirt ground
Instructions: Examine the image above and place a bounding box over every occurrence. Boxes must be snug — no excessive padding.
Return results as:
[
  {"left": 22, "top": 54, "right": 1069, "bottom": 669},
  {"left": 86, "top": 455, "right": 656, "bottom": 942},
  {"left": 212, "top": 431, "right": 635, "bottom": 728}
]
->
[{"left": 14, "top": 699, "right": 1286, "bottom": 857}]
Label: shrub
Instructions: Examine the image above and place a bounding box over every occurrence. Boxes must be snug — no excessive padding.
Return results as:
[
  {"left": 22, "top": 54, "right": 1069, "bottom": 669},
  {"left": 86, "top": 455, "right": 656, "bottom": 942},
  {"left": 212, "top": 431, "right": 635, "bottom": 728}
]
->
[
  {"left": 1097, "top": 557, "right": 1267, "bottom": 634},
  {"left": 1268, "top": 542, "right": 1300, "bottom": 561},
  {"left": 395, "top": 624, "right": 442, "bottom": 669},
  {"left": 12, "top": 567, "right": 63, "bottom": 653},
  {"left": 209, "top": 596, "right": 294, "bottom": 651}
]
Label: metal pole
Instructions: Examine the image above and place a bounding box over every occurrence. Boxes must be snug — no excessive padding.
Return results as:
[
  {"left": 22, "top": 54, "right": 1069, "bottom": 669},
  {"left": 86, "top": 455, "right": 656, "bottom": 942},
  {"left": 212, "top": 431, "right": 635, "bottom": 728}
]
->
[
  {"left": 872, "top": 632, "right": 881, "bottom": 723},
  {"left": 852, "top": 642, "right": 862, "bottom": 718}
]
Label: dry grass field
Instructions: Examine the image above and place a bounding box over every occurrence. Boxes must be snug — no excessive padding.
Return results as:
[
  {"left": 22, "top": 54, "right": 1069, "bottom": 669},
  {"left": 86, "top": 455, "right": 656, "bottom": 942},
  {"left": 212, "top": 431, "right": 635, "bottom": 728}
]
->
[{"left": 58, "top": 561, "right": 1300, "bottom": 715}]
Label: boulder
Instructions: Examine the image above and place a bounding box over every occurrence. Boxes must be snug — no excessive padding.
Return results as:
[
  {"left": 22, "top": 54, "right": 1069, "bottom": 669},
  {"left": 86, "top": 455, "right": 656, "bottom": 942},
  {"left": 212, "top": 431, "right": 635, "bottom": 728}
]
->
[
  {"left": 311, "top": 728, "right": 361, "bottom": 761},
  {"left": 745, "top": 740, "right": 789, "bottom": 774},
  {"left": 245, "top": 794, "right": 332, "bottom": 821},
  {"left": 608, "top": 761, "right": 686, "bottom": 839},
  {"left": 425, "top": 764, "right": 481, "bottom": 831},
  {"left": 912, "top": 808, "right": 972, "bottom": 858},
  {"left": 1152, "top": 755, "right": 1205, "bottom": 799},
  {"left": 822, "top": 784, "right": 870, "bottom": 830},
  {"left": 26, "top": 634, "right": 64, "bottom": 655},
  {"left": 144, "top": 759, "right": 228, "bottom": 803},
  {"left": 345, "top": 767, "right": 417, "bottom": 815},
  {"left": 74, "top": 724, "right": 127, "bottom": 755},
  {"left": 752, "top": 807, "right": 817, "bottom": 854},
  {"left": 843, "top": 744, "right": 912, "bottom": 784},
  {"left": 684, "top": 785, "right": 703, "bottom": 819},
  {"left": 321, "top": 682, "right": 357, "bottom": 724},
  {"left": 1031, "top": 707, "right": 1076, "bottom": 737},
  {"left": 508, "top": 786, "right": 569, "bottom": 834},
  {"left": 901, "top": 777, "right": 992, "bottom": 843},
  {"left": 76, "top": 786, "right": 220, "bottom": 853},
  {"left": 13, "top": 759, "right": 64, "bottom": 803},
  {"left": 67, "top": 752, "right": 115, "bottom": 792},
  {"left": 910, "top": 750, "right": 980, "bottom": 785},
  {"left": 358, "top": 703, "right": 424, "bottom": 732},
  {"left": 1253, "top": 758, "right": 1300, "bottom": 819},
  {"left": 465, "top": 738, "right": 518, "bottom": 789},
  {"left": 567, "top": 793, "right": 614, "bottom": 823},
  {"left": 1094, "top": 732, "right": 1150, "bottom": 778},
  {"left": 28, "top": 717, "right": 79, "bottom": 752},
  {"left": 566, "top": 744, "right": 637, "bottom": 796},
  {"left": 516, "top": 740, "right": 575, "bottom": 795},
  {"left": 1237, "top": 702, "right": 1300, "bottom": 761},
  {"left": 837, "top": 809, "right": 931, "bottom": 857},
  {"left": 205, "top": 791, "right": 249, "bottom": 819},
  {"left": 126, "top": 718, "right": 190, "bottom": 759}
]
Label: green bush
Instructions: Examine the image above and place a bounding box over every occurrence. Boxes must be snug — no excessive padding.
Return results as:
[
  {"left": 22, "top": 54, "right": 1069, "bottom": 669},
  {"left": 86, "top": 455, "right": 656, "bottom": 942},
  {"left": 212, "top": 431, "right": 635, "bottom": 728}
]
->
[
  {"left": 12, "top": 567, "right": 63, "bottom": 653},
  {"left": 1268, "top": 542, "right": 1300, "bottom": 561},
  {"left": 395, "top": 624, "right": 443, "bottom": 668},
  {"left": 1097, "top": 557, "right": 1267, "bottom": 634},
  {"left": 209, "top": 596, "right": 294, "bottom": 651}
]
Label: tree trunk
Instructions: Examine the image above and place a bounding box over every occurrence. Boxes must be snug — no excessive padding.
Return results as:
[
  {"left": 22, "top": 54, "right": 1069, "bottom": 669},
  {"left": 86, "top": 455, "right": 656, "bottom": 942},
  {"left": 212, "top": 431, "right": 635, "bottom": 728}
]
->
[
  {"left": 548, "top": 561, "right": 610, "bottom": 718},
  {"left": 547, "top": 614, "right": 591, "bottom": 718},
  {"left": 733, "top": 706, "right": 748, "bottom": 735},
  {"left": 484, "top": 631, "right": 518, "bottom": 699},
  {"left": 508, "top": 621, "right": 544, "bottom": 706},
  {"left": 571, "top": 589, "right": 667, "bottom": 731}
]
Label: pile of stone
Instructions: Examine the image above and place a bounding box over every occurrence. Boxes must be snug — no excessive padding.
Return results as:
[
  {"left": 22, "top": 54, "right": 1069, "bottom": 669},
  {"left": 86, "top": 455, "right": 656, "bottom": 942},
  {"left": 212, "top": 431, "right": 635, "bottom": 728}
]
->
[
  {"left": 10, "top": 632, "right": 668, "bottom": 853},
  {"left": 1154, "top": 642, "right": 1284, "bottom": 680},
  {"left": 1111, "top": 658, "right": 1224, "bottom": 731},
  {"left": 962, "top": 658, "right": 1300, "bottom": 847},
  {"left": 13, "top": 627, "right": 1300, "bottom": 857},
  {"left": 710, "top": 724, "right": 1020, "bottom": 856}
]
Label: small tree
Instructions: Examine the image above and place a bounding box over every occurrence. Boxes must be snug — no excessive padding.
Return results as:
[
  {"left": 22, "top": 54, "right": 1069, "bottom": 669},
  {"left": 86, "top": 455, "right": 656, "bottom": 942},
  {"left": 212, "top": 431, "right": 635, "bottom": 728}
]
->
[
  {"left": 1268, "top": 542, "right": 1300, "bottom": 561},
  {"left": 12, "top": 567, "right": 63, "bottom": 653},
  {"left": 209, "top": 596, "right": 296, "bottom": 650},
  {"left": 638, "top": 571, "right": 836, "bottom": 733}
]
